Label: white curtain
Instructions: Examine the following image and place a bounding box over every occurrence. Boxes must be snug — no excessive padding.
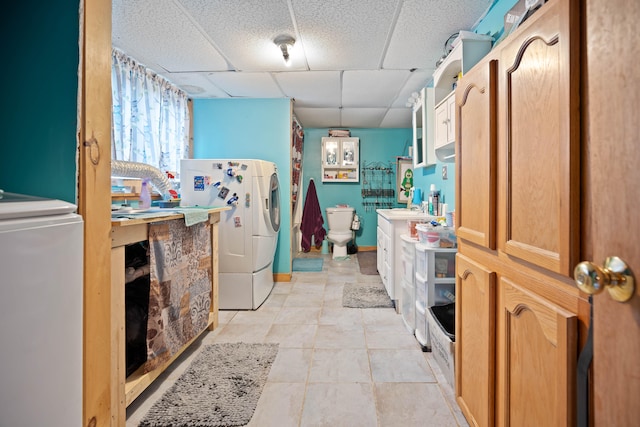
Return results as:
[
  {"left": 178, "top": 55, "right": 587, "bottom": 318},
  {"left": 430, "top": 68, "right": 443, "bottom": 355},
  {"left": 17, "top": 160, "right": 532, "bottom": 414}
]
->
[{"left": 111, "top": 48, "right": 190, "bottom": 175}]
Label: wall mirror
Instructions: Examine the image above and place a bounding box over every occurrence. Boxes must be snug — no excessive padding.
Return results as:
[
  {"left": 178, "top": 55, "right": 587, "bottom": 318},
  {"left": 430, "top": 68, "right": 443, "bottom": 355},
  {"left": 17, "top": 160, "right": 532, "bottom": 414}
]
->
[{"left": 412, "top": 88, "right": 427, "bottom": 168}]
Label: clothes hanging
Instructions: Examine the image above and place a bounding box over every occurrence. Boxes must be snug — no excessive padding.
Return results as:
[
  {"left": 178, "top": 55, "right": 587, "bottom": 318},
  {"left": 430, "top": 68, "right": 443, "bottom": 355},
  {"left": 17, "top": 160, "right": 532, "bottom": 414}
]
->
[{"left": 300, "top": 179, "right": 326, "bottom": 252}]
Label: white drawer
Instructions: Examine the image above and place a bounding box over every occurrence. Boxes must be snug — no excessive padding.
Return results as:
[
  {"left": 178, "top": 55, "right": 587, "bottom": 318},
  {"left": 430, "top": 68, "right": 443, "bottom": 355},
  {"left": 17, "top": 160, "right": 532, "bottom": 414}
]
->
[
  {"left": 433, "top": 282, "right": 456, "bottom": 305},
  {"left": 415, "top": 273, "right": 427, "bottom": 306},
  {"left": 377, "top": 214, "right": 391, "bottom": 235}
]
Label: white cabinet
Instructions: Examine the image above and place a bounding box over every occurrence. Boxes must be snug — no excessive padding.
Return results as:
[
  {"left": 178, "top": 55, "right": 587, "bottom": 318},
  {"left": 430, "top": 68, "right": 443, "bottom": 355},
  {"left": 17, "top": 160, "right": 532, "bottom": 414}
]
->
[
  {"left": 431, "top": 31, "right": 493, "bottom": 162},
  {"left": 412, "top": 88, "right": 436, "bottom": 168},
  {"left": 321, "top": 137, "right": 359, "bottom": 182},
  {"left": 376, "top": 209, "right": 434, "bottom": 310},
  {"left": 400, "top": 234, "right": 418, "bottom": 334},
  {"left": 414, "top": 244, "right": 456, "bottom": 350},
  {"left": 434, "top": 92, "right": 456, "bottom": 150},
  {"left": 376, "top": 225, "right": 390, "bottom": 286}
]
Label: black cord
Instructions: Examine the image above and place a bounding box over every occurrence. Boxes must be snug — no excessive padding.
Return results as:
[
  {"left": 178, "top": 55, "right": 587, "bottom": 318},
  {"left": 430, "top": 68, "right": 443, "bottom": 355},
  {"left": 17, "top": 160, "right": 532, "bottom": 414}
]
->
[{"left": 443, "top": 32, "right": 460, "bottom": 56}]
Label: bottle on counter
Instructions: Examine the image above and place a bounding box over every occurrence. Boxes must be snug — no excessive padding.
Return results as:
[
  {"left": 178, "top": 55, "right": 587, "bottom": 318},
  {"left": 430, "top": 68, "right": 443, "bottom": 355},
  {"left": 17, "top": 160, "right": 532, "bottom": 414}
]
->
[
  {"left": 139, "top": 179, "right": 152, "bottom": 209},
  {"left": 428, "top": 184, "right": 440, "bottom": 216}
]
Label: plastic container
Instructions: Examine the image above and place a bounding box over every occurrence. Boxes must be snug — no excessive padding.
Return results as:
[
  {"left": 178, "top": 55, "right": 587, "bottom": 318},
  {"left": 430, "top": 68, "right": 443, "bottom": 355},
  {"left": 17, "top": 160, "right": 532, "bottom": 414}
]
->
[
  {"left": 415, "top": 224, "right": 457, "bottom": 248},
  {"left": 428, "top": 303, "right": 456, "bottom": 385}
]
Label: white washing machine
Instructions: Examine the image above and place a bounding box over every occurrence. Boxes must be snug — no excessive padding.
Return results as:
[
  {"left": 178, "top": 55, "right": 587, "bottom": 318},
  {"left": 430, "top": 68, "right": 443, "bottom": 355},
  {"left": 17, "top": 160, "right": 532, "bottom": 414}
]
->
[
  {"left": 180, "top": 159, "right": 280, "bottom": 309},
  {"left": 0, "top": 191, "right": 83, "bottom": 426}
]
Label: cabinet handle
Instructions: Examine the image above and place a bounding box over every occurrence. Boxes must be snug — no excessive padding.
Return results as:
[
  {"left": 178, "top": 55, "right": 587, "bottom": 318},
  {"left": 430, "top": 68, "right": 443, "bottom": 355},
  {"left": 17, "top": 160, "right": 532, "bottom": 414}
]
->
[{"left": 574, "top": 256, "right": 635, "bottom": 302}]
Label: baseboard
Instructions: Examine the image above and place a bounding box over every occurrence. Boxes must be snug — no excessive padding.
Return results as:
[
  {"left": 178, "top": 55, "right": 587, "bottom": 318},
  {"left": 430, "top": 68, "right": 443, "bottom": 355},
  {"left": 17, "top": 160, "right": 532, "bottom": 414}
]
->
[
  {"left": 273, "top": 272, "right": 292, "bottom": 282},
  {"left": 358, "top": 246, "right": 377, "bottom": 252}
]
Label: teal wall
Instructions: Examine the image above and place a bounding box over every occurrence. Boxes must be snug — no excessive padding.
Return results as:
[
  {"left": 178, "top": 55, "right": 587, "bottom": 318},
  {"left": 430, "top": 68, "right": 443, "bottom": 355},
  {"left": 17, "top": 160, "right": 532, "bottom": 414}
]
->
[
  {"left": 474, "top": 0, "right": 520, "bottom": 40},
  {"left": 302, "top": 128, "right": 411, "bottom": 247},
  {"left": 1, "top": 1, "right": 80, "bottom": 203},
  {"left": 192, "top": 98, "right": 292, "bottom": 274},
  {"left": 412, "top": 161, "right": 456, "bottom": 212},
  {"left": 295, "top": 129, "right": 457, "bottom": 249}
]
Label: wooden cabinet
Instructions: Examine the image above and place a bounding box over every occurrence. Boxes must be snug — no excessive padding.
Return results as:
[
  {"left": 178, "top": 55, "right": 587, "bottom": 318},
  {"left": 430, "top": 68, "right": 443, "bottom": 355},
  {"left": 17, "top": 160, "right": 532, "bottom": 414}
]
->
[
  {"left": 498, "top": 278, "right": 577, "bottom": 426},
  {"left": 455, "top": 254, "right": 496, "bottom": 427},
  {"left": 455, "top": 0, "right": 585, "bottom": 426},
  {"left": 110, "top": 209, "right": 224, "bottom": 421},
  {"left": 456, "top": 56, "right": 497, "bottom": 249},
  {"left": 321, "top": 137, "right": 359, "bottom": 182}
]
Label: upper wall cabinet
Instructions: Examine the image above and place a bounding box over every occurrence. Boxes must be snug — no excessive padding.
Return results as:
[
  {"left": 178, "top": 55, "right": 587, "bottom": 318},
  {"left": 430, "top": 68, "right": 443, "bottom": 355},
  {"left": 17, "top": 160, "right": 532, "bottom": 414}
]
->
[
  {"left": 432, "top": 31, "right": 493, "bottom": 161},
  {"left": 321, "top": 137, "right": 359, "bottom": 182},
  {"left": 413, "top": 88, "right": 436, "bottom": 169}
]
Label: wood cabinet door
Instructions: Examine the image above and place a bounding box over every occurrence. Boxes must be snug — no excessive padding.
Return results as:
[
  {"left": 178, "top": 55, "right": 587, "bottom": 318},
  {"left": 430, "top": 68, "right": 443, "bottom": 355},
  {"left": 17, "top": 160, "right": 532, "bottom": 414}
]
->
[
  {"left": 455, "top": 254, "right": 496, "bottom": 427},
  {"left": 498, "top": 278, "right": 577, "bottom": 426},
  {"left": 455, "top": 58, "right": 497, "bottom": 249},
  {"left": 497, "top": 0, "right": 580, "bottom": 276}
]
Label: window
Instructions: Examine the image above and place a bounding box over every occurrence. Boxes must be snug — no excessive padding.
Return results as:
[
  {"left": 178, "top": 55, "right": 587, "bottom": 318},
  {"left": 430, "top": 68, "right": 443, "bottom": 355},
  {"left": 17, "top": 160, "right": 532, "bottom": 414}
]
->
[{"left": 111, "top": 49, "right": 190, "bottom": 176}]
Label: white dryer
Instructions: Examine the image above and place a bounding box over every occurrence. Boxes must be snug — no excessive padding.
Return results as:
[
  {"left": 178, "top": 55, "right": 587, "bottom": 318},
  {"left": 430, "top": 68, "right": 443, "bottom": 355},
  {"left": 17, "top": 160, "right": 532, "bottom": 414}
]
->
[{"left": 180, "top": 159, "right": 280, "bottom": 309}]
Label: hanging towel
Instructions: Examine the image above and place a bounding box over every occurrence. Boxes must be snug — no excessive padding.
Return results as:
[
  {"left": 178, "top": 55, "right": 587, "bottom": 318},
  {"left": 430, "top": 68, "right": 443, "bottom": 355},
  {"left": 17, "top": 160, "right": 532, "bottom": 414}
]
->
[{"left": 300, "top": 179, "right": 326, "bottom": 252}]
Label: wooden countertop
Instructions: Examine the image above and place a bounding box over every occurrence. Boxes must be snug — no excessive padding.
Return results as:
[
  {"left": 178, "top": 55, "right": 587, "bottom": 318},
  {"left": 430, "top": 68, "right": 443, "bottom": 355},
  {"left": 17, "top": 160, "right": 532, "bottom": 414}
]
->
[{"left": 111, "top": 206, "right": 229, "bottom": 227}]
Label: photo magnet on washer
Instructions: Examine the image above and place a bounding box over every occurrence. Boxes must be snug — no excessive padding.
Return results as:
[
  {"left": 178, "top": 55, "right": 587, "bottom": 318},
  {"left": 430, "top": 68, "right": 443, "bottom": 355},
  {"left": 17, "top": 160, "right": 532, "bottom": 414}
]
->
[{"left": 218, "top": 186, "right": 229, "bottom": 199}]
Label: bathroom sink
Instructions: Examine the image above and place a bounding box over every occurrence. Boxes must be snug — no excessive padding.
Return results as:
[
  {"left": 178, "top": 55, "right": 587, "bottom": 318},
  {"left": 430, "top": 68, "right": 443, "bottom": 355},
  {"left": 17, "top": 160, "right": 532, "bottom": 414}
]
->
[{"left": 376, "top": 208, "right": 429, "bottom": 219}]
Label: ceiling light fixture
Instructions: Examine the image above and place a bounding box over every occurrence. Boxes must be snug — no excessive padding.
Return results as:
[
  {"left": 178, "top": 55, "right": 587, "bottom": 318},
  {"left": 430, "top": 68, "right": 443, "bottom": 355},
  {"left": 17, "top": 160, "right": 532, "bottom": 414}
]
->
[{"left": 274, "top": 35, "right": 296, "bottom": 67}]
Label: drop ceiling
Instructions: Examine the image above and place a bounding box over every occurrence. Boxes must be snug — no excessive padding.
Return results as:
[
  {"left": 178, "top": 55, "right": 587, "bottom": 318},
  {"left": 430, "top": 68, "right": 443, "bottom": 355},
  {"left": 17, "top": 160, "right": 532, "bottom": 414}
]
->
[{"left": 112, "top": 0, "right": 493, "bottom": 129}]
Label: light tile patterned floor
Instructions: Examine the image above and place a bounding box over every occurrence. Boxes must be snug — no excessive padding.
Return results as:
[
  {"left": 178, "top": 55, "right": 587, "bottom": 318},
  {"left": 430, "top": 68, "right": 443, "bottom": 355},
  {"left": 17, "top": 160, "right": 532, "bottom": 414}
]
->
[{"left": 126, "top": 252, "right": 469, "bottom": 427}]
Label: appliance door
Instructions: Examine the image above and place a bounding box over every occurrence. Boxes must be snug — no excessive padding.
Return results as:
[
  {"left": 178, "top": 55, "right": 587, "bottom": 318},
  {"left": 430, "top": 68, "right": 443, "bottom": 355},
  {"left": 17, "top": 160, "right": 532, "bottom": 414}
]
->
[
  {"left": 268, "top": 172, "right": 280, "bottom": 233},
  {"left": 0, "top": 202, "right": 83, "bottom": 427}
]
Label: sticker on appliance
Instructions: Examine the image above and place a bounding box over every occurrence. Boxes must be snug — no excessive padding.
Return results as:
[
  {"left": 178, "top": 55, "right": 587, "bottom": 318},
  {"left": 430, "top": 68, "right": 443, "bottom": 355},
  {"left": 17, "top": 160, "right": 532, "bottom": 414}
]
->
[
  {"left": 218, "top": 186, "right": 230, "bottom": 199},
  {"left": 193, "top": 176, "right": 206, "bottom": 191}
]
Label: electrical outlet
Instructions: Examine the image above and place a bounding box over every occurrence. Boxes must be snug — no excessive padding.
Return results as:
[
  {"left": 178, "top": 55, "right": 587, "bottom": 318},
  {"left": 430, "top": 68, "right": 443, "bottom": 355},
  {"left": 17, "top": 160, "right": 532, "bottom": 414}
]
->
[{"left": 442, "top": 165, "right": 448, "bottom": 180}]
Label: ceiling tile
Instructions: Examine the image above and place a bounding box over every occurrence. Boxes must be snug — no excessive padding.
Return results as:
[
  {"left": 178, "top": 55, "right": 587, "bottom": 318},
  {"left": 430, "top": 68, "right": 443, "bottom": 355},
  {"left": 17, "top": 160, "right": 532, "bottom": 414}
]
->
[
  {"left": 293, "top": 107, "right": 341, "bottom": 128},
  {"left": 380, "top": 108, "right": 412, "bottom": 128},
  {"left": 384, "top": 0, "right": 493, "bottom": 70},
  {"left": 206, "top": 72, "right": 285, "bottom": 97},
  {"left": 274, "top": 71, "right": 342, "bottom": 107},
  {"left": 342, "top": 70, "right": 409, "bottom": 107},
  {"left": 341, "top": 108, "right": 388, "bottom": 128},
  {"left": 163, "top": 73, "right": 231, "bottom": 98},
  {"left": 177, "top": 0, "right": 302, "bottom": 71},
  {"left": 293, "top": 0, "right": 400, "bottom": 70},
  {"left": 112, "top": 0, "right": 229, "bottom": 72},
  {"left": 391, "top": 69, "right": 433, "bottom": 108}
]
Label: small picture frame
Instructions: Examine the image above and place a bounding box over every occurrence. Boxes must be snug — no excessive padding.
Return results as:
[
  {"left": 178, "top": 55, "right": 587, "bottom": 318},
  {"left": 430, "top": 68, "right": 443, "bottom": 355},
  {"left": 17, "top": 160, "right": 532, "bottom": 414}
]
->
[{"left": 396, "top": 157, "right": 414, "bottom": 203}]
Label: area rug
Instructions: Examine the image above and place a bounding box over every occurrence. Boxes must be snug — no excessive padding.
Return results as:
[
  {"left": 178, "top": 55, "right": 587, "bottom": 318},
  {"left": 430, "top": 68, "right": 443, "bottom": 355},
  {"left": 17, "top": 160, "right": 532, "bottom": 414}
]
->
[
  {"left": 342, "top": 281, "right": 394, "bottom": 308},
  {"left": 292, "top": 257, "right": 324, "bottom": 272},
  {"left": 138, "top": 342, "right": 279, "bottom": 427},
  {"left": 357, "top": 251, "right": 378, "bottom": 275}
]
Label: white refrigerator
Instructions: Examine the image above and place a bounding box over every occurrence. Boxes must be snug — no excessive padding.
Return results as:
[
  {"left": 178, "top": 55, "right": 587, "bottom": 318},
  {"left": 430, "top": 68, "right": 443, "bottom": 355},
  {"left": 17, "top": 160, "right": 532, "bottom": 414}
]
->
[{"left": 0, "top": 191, "right": 83, "bottom": 427}]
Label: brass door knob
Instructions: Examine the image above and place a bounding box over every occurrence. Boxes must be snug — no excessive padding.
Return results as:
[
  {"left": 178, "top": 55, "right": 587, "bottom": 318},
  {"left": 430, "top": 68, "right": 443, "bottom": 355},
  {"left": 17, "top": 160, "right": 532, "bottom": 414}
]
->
[{"left": 574, "top": 256, "right": 635, "bottom": 302}]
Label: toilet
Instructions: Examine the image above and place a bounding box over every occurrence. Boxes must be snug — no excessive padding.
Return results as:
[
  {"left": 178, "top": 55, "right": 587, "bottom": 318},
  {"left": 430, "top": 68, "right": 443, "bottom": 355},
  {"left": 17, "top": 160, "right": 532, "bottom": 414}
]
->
[{"left": 325, "top": 206, "right": 355, "bottom": 259}]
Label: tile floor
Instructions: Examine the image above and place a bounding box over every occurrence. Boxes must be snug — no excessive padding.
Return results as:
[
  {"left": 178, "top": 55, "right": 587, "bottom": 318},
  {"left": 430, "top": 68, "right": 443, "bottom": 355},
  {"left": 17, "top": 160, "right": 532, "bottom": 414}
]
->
[{"left": 126, "top": 252, "right": 469, "bottom": 427}]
